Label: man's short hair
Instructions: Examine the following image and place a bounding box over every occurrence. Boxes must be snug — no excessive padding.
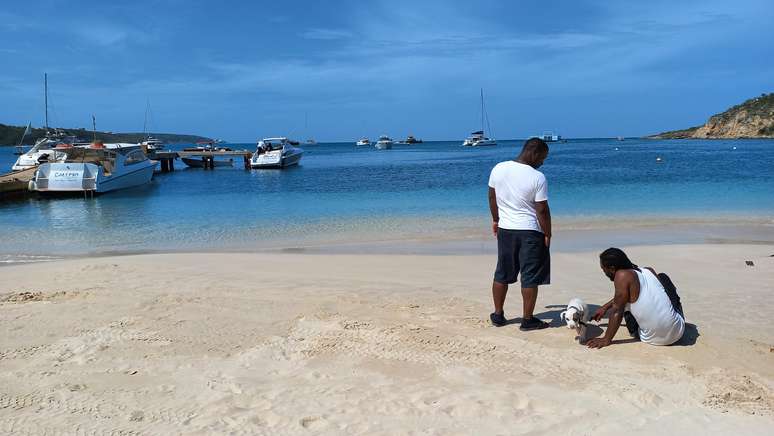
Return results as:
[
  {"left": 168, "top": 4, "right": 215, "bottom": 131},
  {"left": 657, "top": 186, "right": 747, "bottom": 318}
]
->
[{"left": 522, "top": 138, "right": 548, "bottom": 155}]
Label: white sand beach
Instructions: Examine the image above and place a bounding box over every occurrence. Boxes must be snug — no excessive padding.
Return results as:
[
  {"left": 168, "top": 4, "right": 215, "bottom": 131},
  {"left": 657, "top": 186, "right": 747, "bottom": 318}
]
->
[{"left": 1, "top": 243, "right": 772, "bottom": 435}]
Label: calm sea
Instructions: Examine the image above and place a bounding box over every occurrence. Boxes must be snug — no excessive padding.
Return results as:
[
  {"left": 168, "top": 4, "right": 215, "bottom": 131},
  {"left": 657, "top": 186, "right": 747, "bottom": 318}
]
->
[{"left": 1, "top": 138, "right": 773, "bottom": 259}]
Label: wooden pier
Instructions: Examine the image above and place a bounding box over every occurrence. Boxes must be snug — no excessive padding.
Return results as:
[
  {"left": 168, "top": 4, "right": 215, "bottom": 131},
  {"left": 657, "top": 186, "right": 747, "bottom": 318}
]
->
[
  {"left": 149, "top": 150, "right": 253, "bottom": 171},
  {"left": 0, "top": 167, "right": 36, "bottom": 200}
]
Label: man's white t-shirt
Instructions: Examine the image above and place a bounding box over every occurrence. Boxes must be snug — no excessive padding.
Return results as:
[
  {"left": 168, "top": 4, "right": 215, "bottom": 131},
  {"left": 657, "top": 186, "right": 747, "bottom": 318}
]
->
[{"left": 488, "top": 161, "right": 548, "bottom": 232}]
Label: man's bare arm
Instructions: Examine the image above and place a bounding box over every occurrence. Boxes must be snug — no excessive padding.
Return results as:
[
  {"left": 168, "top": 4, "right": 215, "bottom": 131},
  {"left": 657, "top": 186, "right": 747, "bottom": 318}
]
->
[
  {"left": 488, "top": 187, "right": 499, "bottom": 236},
  {"left": 588, "top": 272, "right": 632, "bottom": 349},
  {"left": 534, "top": 200, "right": 551, "bottom": 246}
]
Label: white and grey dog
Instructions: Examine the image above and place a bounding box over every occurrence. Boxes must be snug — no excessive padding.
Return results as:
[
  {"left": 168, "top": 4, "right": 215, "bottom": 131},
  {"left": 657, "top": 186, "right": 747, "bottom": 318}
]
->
[{"left": 560, "top": 297, "right": 589, "bottom": 343}]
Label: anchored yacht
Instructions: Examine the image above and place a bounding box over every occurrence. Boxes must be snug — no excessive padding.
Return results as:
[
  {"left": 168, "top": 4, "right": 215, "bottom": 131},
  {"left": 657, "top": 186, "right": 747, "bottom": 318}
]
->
[
  {"left": 250, "top": 137, "right": 304, "bottom": 168},
  {"left": 374, "top": 135, "right": 393, "bottom": 150},
  {"left": 462, "top": 88, "right": 497, "bottom": 147},
  {"left": 462, "top": 130, "right": 496, "bottom": 147}
]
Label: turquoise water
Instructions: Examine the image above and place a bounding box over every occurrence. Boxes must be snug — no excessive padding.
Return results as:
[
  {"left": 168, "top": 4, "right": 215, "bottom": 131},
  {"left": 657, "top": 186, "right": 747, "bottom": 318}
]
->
[{"left": 1, "top": 138, "right": 773, "bottom": 257}]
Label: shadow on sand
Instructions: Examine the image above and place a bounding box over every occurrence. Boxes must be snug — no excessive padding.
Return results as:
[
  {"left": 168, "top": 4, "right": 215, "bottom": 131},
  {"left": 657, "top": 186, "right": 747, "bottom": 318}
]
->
[{"left": 540, "top": 304, "right": 699, "bottom": 346}]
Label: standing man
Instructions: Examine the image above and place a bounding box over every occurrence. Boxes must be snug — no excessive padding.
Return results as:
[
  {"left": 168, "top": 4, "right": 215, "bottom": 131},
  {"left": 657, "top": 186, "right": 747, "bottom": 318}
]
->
[{"left": 488, "top": 138, "right": 552, "bottom": 331}]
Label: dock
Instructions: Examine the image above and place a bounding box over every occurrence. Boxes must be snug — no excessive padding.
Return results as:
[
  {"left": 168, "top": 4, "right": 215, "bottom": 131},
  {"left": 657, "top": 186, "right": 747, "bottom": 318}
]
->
[
  {"left": 149, "top": 150, "right": 253, "bottom": 171},
  {"left": 0, "top": 167, "right": 36, "bottom": 200}
]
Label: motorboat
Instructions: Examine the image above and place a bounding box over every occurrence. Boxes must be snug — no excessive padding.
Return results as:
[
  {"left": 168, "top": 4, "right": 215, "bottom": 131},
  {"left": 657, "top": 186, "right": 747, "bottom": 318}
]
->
[
  {"left": 462, "top": 130, "right": 496, "bottom": 147},
  {"left": 374, "top": 135, "right": 393, "bottom": 150},
  {"left": 12, "top": 130, "right": 90, "bottom": 171},
  {"left": 140, "top": 136, "right": 164, "bottom": 151},
  {"left": 529, "top": 132, "right": 562, "bottom": 142},
  {"left": 356, "top": 138, "right": 370, "bottom": 146},
  {"left": 181, "top": 157, "right": 234, "bottom": 168},
  {"left": 28, "top": 142, "right": 158, "bottom": 194},
  {"left": 404, "top": 135, "right": 422, "bottom": 144},
  {"left": 250, "top": 137, "right": 304, "bottom": 168},
  {"left": 462, "top": 89, "right": 496, "bottom": 147}
]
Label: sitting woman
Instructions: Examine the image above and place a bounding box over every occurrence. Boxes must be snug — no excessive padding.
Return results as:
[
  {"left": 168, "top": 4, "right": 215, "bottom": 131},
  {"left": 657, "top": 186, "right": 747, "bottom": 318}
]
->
[{"left": 587, "top": 247, "right": 685, "bottom": 349}]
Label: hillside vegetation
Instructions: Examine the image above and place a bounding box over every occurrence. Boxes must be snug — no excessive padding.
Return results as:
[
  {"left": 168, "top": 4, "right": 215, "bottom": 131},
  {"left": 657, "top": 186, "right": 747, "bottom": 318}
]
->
[
  {"left": 0, "top": 123, "right": 212, "bottom": 146},
  {"left": 652, "top": 93, "right": 774, "bottom": 139}
]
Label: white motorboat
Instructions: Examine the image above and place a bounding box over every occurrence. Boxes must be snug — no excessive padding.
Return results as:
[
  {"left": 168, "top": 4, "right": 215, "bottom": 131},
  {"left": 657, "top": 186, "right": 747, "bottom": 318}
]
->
[
  {"left": 462, "top": 130, "right": 496, "bottom": 147},
  {"left": 12, "top": 131, "right": 91, "bottom": 171},
  {"left": 28, "top": 143, "right": 158, "bottom": 194},
  {"left": 529, "top": 132, "right": 562, "bottom": 142},
  {"left": 356, "top": 138, "right": 370, "bottom": 146},
  {"left": 250, "top": 137, "right": 304, "bottom": 168},
  {"left": 374, "top": 135, "right": 393, "bottom": 150},
  {"left": 12, "top": 75, "right": 90, "bottom": 170},
  {"left": 462, "top": 88, "right": 496, "bottom": 147},
  {"left": 140, "top": 136, "right": 164, "bottom": 151}
]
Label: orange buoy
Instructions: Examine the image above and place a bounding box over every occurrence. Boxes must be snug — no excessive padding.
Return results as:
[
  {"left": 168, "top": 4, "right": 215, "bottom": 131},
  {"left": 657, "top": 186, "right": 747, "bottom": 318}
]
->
[{"left": 91, "top": 140, "right": 105, "bottom": 149}]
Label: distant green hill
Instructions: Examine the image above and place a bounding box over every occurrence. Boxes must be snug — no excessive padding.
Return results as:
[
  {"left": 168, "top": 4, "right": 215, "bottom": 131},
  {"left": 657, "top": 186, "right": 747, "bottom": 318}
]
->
[
  {"left": 652, "top": 93, "right": 774, "bottom": 139},
  {"left": 0, "top": 123, "right": 212, "bottom": 146}
]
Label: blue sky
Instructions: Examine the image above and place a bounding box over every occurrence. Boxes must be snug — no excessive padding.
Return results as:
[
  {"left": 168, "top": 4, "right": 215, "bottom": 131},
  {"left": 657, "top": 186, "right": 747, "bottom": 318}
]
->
[{"left": 1, "top": 0, "right": 772, "bottom": 141}]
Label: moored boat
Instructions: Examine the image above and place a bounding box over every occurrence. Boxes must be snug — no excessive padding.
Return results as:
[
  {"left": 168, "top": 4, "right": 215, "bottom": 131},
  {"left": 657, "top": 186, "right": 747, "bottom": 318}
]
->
[
  {"left": 462, "top": 130, "right": 496, "bottom": 147},
  {"left": 250, "top": 137, "right": 304, "bottom": 168},
  {"left": 529, "top": 131, "right": 562, "bottom": 142},
  {"left": 462, "top": 88, "right": 496, "bottom": 147},
  {"left": 181, "top": 157, "right": 234, "bottom": 168},
  {"left": 356, "top": 138, "right": 370, "bottom": 146},
  {"left": 374, "top": 135, "right": 393, "bottom": 150},
  {"left": 28, "top": 142, "right": 157, "bottom": 194}
]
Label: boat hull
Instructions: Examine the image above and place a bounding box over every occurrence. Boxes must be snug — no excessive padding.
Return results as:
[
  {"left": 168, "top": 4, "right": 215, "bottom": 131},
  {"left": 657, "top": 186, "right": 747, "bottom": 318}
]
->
[
  {"left": 470, "top": 139, "right": 497, "bottom": 146},
  {"left": 182, "top": 157, "right": 234, "bottom": 168},
  {"left": 250, "top": 150, "right": 303, "bottom": 168},
  {"left": 30, "top": 161, "right": 157, "bottom": 193},
  {"left": 374, "top": 142, "right": 392, "bottom": 150}
]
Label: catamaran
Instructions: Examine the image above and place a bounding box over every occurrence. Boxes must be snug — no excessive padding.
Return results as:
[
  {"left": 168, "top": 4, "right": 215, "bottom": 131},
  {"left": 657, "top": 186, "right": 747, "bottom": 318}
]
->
[{"left": 462, "top": 88, "right": 496, "bottom": 146}]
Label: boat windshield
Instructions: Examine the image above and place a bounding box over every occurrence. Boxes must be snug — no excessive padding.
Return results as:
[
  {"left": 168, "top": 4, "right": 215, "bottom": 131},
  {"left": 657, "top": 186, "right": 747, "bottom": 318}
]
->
[
  {"left": 61, "top": 147, "right": 117, "bottom": 163},
  {"left": 28, "top": 139, "right": 57, "bottom": 153}
]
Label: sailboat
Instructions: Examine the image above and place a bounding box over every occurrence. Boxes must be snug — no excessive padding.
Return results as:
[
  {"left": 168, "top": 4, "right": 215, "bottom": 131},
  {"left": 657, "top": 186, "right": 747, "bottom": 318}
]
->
[
  {"left": 304, "top": 112, "right": 316, "bottom": 144},
  {"left": 462, "top": 88, "right": 496, "bottom": 146},
  {"left": 139, "top": 99, "right": 164, "bottom": 152},
  {"left": 12, "top": 74, "right": 87, "bottom": 171}
]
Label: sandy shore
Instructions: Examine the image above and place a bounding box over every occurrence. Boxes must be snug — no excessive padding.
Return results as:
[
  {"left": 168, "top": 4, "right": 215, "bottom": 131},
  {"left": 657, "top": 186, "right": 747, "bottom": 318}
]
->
[{"left": 1, "top": 244, "right": 772, "bottom": 434}]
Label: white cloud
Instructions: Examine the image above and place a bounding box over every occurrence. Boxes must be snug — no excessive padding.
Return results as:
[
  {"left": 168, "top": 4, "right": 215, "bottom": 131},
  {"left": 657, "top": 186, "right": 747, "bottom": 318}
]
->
[{"left": 301, "top": 28, "right": 354, "bottom": 40}]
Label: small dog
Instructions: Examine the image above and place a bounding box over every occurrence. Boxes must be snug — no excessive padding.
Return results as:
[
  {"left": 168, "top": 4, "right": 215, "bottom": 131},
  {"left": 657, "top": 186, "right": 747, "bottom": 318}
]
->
[{"left": 560, "top": 297, "right": 589, "bottom": 343}]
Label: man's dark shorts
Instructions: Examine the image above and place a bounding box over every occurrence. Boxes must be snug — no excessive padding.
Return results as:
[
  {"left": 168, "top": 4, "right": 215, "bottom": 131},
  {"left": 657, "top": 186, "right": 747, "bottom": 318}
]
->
[{"left": 494, "top": 229, "right": 550, "bottom": 287}]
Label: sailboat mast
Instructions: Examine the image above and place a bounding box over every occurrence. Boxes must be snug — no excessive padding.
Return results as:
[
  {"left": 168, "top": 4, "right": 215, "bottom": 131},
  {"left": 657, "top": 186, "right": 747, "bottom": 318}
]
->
[
  {"left": 480, "top": 88, "right": 484, "bottom": 134},
  {"left": 44, "top": 73, "right": 49, "bottom": 130},
  {"left": 143, "top": 99, "right": 149, "bottom": 137}
]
